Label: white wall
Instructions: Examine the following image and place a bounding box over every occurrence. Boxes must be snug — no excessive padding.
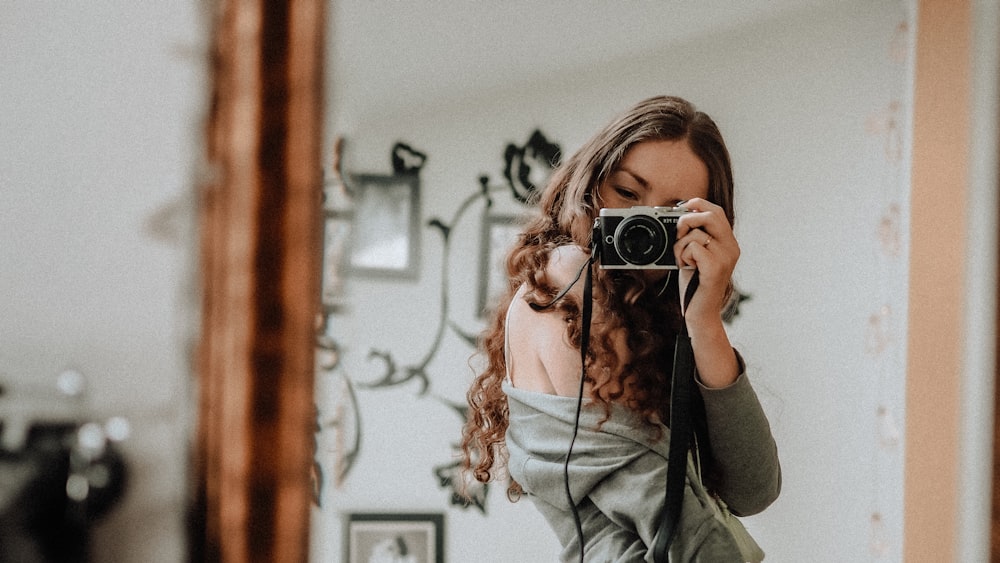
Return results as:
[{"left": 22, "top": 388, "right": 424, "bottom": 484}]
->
[
  {"left": 0, "top": 2, "right": 205, "bottom": 561},
  {"left": 318, "top": 2, "right": 912, "bottom": 562}
]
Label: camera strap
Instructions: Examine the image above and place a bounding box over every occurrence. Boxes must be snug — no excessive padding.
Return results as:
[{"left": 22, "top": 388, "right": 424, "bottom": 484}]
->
[{"left": 652, "top": 272, "right": 700, "bottom": 563}]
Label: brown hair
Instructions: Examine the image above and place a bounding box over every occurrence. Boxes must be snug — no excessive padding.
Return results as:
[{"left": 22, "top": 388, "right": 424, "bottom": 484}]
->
[{"left": 460, "top": 96, "right": 736, "bottom": 499}]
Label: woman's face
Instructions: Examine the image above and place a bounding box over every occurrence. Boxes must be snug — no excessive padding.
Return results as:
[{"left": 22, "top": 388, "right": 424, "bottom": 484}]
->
[
  {"left": 596, "top": 139, "right": 709, "bottom": 210},
  {"left": 596, "top": 139, "right": 710, "bottom": 283}
]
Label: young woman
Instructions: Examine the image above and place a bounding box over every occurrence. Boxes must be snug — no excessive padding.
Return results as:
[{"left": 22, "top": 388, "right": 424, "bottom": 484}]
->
[{"left": 461, "top": 96, "right": 781, "bottom": 562}]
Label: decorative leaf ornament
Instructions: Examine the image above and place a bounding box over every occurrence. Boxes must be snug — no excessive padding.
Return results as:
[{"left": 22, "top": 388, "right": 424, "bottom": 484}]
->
[{"left": 503, "top": 129, "right": 561, "bottom": 203}]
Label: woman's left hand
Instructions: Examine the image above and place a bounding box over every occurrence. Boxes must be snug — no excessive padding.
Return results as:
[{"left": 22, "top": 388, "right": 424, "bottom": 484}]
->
[{"left": 673, "top": 198, "right": 740, "bottom": 326}]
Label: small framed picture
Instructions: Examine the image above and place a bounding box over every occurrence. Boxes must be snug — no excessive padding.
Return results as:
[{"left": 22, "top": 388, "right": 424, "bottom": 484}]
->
[
  {"left": 346, "top": 173, "right": 421, "bottom": 279},
  {"left": 321, "top": 213, "right": 352, "bottom": 312},
  {"left": 477, "top": 214, "right": 522, "bottom": 316},
  {"left": 345, "top": 513, "right": 444, "bottom": 563},
  {"left": 320, "top": 173, "right": 355, "bottom": 312}
]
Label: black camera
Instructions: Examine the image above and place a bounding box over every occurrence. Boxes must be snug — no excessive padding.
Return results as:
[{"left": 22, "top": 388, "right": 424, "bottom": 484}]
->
[{"left": 596, "top": 206, "right": 690, "bottom": 269}]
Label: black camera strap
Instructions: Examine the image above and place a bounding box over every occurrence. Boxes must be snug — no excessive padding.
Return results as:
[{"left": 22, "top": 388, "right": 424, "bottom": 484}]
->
[{"left": 652, "top": 272, "right": 700, "bottom": 563}]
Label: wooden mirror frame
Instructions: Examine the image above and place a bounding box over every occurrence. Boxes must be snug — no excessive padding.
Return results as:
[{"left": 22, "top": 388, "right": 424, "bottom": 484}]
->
[{"left": 191, "top": 2, "right": 325, "bottom": 561}]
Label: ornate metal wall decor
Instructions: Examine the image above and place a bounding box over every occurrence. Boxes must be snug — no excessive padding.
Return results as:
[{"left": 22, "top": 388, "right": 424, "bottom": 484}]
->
[
  {"left": 503, "top": 129, "right": 561, "bottom": 203},
  {"left": 722, "top": 289, "right": 751, "bottom": 323},
  {"left": 391, "top": 142, "right": 428, "bottom": 175},
  {"left": 313, "top": 332, "right": 361, "bottom": 505}
]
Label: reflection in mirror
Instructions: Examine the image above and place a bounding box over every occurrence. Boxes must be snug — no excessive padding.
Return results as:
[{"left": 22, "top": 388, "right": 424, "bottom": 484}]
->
[
  {"left": 314, "top": 2, "right": 916, "bottom": 562},
  {"left": 4, "top": 0, "right": 995, "bottom": 561}
]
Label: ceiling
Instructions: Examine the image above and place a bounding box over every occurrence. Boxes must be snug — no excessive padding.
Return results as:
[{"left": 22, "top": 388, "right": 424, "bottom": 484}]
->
[{"left": 328, "top": 1, "right": 836, "bottom": 114}]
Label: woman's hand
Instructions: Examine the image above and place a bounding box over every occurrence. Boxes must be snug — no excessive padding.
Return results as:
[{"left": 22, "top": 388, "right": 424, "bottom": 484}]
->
[
  {"left": 673, "top": 197, "right": 741, "bottom": 388},
  {"left": 674, "top": 198, "right": 739, "bottom": 319}
]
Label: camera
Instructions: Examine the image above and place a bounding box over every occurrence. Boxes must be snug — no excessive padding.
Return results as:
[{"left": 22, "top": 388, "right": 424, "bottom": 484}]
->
[{"left": 596, "top": 206, "right": 690, "bottom": 269}]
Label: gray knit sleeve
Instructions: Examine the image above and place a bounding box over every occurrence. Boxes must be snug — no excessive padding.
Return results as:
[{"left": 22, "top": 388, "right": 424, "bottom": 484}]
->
[{"left": 697, "top": 364, "right": 781, "bottom": 516}]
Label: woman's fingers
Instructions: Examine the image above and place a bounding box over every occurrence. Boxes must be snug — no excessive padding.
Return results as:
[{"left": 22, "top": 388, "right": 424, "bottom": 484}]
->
[
  {"left": 674, "top": 198, "right": 738, "bottom": 268},
  {"left": 676, "top": 228, "right": 714, "bottom": 269},
  {"left": 675, "top": 225, "right": 739, "bottom": 276},
  {"left": 676, "top": 198, "right": 726, "bottom": 240}
]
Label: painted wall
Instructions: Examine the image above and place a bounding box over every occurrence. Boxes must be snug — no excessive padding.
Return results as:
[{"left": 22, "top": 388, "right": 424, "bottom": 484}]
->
[
  {"left": 0, "top": 2, "right": 204, "bottom": 561},
  {"left": 317, "top": 2, "right": 914, "bottom": 562},
  {"left": 908, "top": 0, "right": 1000, "bottom": 560}
]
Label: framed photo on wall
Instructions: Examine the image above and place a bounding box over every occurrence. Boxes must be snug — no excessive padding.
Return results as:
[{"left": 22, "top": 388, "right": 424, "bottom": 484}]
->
[
  {"left": 477, "top": 214, "right": 523, "bottom": 316},
  {"left": 345, "top": 513, "right": 444, "bottom": 563},
  {"left": 319, "top": 170, "right": 355, "bottom": 313},
  {"left": 346, "top": 173, "right": 421, "bottom": 279}
]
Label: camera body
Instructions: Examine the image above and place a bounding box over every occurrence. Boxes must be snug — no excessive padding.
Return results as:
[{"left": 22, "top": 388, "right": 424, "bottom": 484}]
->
[{"left": 596, "top": 206, "right": 690, "bottom": 269}]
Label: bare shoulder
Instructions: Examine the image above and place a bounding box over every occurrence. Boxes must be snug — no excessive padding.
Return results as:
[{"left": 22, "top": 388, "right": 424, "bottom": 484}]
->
[
  {"left": 507, "top": 270, "right": 587, "bottom": 397},
  {"left": 544, "top": 244, "right": 591, "bottom": 294}
]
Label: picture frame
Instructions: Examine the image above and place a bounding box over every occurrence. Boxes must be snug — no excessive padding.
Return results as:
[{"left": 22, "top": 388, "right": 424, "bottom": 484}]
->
[
  {"left": 321, "top": 213, "right": 352, "bottom": 312},
  {"left": 345, "top": 173, "right": 421, "bottom": 279},
  {"left": 477, "top": 214, "right": 522, "bottom": 316},
  {"left": 344, "top": 513, "right": 444, "bottom": 563},
  {"left": 319, "top": 173, "right": 355, "bottom": 312}
]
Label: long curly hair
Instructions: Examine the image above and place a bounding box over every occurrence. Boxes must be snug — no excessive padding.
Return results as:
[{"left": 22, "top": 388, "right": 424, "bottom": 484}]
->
[{"left": 460, "top": 96, "right": 736, "bottom": 500}]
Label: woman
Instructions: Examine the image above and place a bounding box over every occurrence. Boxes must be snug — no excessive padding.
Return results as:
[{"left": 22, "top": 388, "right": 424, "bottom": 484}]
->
[{"left": 461, "top": 96, "right": 781, "bottom": 562}]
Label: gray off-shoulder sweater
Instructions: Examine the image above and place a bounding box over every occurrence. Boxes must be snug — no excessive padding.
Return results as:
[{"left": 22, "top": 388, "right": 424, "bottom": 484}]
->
[{"left": 502, "top": 372, "right": 780, "bottom": 562}]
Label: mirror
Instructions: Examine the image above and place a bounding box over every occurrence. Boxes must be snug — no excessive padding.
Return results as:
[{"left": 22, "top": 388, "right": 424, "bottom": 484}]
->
[{"left": 314, "top": 1, "right": 913, "bottom": 561}]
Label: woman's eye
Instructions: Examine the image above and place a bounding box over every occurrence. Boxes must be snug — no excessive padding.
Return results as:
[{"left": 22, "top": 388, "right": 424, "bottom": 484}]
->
[{"left": 614, "top": 187, "right": 639, "bottom": 201}]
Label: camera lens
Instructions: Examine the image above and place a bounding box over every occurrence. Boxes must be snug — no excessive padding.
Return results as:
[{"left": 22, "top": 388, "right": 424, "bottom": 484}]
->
[{"left": 615, "top": 215, "right": 666, "bottom": 265}]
